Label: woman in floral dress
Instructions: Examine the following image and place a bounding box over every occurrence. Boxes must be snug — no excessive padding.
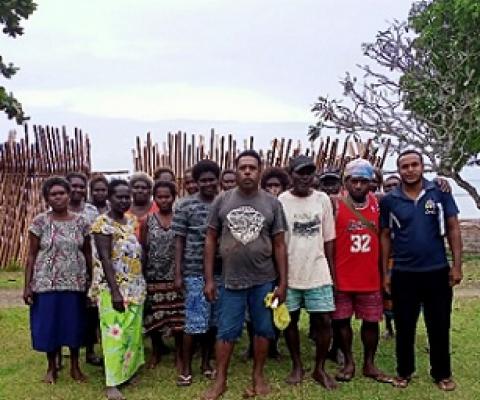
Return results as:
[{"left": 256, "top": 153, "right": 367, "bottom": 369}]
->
[
  {"left": 140, "top": 180, "right": 184, "bottom": 370},
  {"left": 23, "top": 176, "right": 91, "bottom": 384},
  {"left": 90, "top": 179, "right": 146, "bottom": 400}
]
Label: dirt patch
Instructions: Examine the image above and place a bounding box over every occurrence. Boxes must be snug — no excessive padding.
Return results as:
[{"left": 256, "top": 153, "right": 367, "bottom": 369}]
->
[
  {"left": 0, "top": 289, "right": 24, "bottom": 308},
  {"left": 455, "top": 287, "right": 480, "bottom": 298}
]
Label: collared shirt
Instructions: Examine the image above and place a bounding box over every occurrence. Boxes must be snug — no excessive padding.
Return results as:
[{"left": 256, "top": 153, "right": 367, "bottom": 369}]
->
[{"left": 380, "top": 179, "right": 459, "bottom": 272}]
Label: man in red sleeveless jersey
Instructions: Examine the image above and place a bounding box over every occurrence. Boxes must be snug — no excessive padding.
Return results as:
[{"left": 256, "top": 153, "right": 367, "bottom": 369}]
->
[{"left": 332, "top": 159, "right": 392, "bottom": 384}]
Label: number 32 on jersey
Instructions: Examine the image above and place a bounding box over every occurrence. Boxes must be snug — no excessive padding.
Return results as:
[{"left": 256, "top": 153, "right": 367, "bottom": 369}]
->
[{"left": 350, "top": 234, "right": 371, "bottom": 253}]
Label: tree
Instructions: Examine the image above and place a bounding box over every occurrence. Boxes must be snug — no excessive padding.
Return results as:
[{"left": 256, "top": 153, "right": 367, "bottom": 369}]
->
[
  {"left": 309, "top": 0, "right": 480, "bottom": 209},
  {"left": 0, "top": 0, "right": 37, "bottom": 124}
]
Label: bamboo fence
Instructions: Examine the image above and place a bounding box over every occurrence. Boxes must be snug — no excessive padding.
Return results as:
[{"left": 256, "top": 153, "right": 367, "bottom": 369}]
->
[
  {"left": 132, "top": 130, "right": 390, "bottom": 195},
  {"left": 0, "top": 125, "right": 91, "bottom": 268}
]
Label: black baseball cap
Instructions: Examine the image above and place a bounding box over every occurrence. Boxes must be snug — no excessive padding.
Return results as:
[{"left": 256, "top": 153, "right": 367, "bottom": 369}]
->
[
  {"left": 290, "top": 155, "right": 316, "bottom": 174},
  {"left": 319, "top": 168, "right": 341, "bottom": 181}
]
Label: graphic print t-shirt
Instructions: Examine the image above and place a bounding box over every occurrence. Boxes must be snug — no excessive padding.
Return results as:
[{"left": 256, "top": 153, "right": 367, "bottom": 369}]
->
[
  {"left": 335, "top": 193, "right": 380, "bottom": 292},
  {"left": 278, "top": 190, "right": 336, "bottom": 289},
  {"left": 208, "top": 188, "right": 287, "bottom": 290}
]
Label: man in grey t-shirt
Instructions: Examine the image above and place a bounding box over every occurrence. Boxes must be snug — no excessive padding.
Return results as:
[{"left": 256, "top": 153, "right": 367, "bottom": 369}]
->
[{"left": 202, "top": 150, "right": 288, "bottom": 400}]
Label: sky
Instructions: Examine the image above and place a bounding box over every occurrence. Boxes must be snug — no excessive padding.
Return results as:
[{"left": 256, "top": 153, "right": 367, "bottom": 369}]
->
[{"left": 1, "top": 0, "right": 478, "bottom": 217}]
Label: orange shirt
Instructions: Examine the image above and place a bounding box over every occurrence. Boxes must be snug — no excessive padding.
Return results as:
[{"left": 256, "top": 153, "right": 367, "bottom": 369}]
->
[{"left": 127, "top": 202, "right": 159, "bottom": 239}]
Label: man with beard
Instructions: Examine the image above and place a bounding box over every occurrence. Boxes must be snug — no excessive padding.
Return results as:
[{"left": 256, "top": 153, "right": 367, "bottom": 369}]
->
[
  {"left": 331, "top": 159, "right": 391, "bottom": 385},
  {"left": 202, "top": 150, "right": 288, "bottom": 400},
  {"left": 279, "top": 155, "right": 337, "bottom": 390},
  {"left": 380, "top": 150, "right": 462, "bottom": 391}
]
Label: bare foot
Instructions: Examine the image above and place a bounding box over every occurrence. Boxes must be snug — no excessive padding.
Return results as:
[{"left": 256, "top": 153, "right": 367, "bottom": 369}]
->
[
  {"left": 70, "top": 368, "right": 88, "bottom": 382},
  {"left": 253, "top": 376, "right": 271, "bottom": 397},
  {"left": 43, "top": 369, "right": 57, "bottom": 384},
  {"left": 285, "top": 368, "right": 305, "bottom": 385},
  {"left": 201, "top": 381, "right": 227, "bottom": 400},
  {"left": 312, "top": 369, "right": 338, "bottom": 390},
  {"left": 105, "top": 387, "right": 126, "bottom": 400}
]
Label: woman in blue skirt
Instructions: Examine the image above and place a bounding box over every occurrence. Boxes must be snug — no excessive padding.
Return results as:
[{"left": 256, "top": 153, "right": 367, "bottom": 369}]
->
[{"left": 23, "top": 176, "right": 92, "bottom": 384}]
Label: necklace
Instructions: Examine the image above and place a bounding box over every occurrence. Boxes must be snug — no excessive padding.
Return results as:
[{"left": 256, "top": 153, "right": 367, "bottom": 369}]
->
[{"left": 349, "top": 196, "right": 367, "bottom": 209}]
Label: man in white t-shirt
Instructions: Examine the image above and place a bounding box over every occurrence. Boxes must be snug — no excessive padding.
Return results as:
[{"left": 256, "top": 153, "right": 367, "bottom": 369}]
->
[{"left": 279, "top": 155, "right": 337, "bottom": 390}]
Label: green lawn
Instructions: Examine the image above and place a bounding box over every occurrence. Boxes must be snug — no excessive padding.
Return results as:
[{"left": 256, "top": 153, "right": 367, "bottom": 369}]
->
[
  {"left": 1, "top": 254, "right": 478, "bottom": 292},
  {"left": 0, "top": 271, "right": 24, "bottom": 290},
  {"left": 1, "top": 298, "right": 480, "bottom": 400}
]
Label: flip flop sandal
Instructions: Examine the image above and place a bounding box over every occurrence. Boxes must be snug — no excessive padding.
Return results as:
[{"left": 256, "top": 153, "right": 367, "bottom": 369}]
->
[
  {"left": 392, "top": 376, "right": 410, "bottom": 389},
  {"left": 437, "top": 378, "right": 456, "bottom": 391},
  {"left": 365, "top": 373, "right": 394, "bottom": 383},
  {"left": 335, "top": 371, "right": 354, "bottom": 382},
  {"left": 176, "top": 374, "right": 192, "bottom": 387},
  {"left": 202, "top": 369, "right": 217, "bottom": 380}
]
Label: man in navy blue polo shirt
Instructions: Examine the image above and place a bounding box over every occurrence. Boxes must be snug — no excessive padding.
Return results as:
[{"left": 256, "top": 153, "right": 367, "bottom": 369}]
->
[{"left": 380, "top": 149, "right": 462, "bottom": 392}]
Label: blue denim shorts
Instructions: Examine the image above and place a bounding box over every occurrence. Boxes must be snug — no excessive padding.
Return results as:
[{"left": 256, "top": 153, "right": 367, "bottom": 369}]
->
[
  {"left": 217, "top": 281, "right": 275, "bottom": 342},
  {"left": 184, "top": 275, "right": 222, "bottom": 335},
  {"left": 286, "top": 285, "right": 335, "bottom": 313}
]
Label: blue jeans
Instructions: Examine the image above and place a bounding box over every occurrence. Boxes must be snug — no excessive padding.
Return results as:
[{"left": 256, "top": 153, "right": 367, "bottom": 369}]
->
[{"left": 217, "top": 281, "right": 275, "bottom": 342}]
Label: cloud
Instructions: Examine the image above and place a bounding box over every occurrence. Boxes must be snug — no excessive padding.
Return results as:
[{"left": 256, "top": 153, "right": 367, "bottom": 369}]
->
[{"left": 18, "top": 83, "right": 310, "bottom": 122}]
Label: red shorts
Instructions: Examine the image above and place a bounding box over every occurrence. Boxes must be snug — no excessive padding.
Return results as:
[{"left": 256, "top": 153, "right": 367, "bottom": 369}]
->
[{"left": 332, "top": 291, "right": 383, "bottom": 322}]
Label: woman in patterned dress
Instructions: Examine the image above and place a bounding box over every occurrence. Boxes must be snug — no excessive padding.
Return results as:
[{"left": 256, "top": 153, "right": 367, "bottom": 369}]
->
[
  {"left": 140, "top": 180, "right": 184, "bottom": 370},
  {"left": 89, "top": 179, "right": 146, "bottom": 400},
  {"left": 23, "top": 176, "right": 91, "bottom": 384}
]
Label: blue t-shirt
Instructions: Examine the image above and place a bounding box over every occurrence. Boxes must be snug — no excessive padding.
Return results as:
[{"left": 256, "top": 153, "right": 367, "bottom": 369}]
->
[{"left": 379, "top": 179, "right": 459, "bottom": 272}]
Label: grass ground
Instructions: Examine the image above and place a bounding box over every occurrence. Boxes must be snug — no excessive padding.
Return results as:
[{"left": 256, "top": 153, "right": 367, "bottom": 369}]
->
[
  {"left": 0, "top": 271, "right": 24, "bottom": 290},
  {"left": 1, "top": 300, "right": 480, "bottom": 399},
  {"left": 0, "top": 257, "right": 479, "bottom": 399}
]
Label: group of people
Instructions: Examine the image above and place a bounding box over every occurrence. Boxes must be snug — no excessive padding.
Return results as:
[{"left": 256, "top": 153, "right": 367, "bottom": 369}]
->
[{"left": 23, "top": 148, "right": 463, "bottom": 399}]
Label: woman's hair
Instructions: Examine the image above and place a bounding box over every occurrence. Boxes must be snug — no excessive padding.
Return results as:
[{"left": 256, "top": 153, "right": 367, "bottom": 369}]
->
[
  {"left": 153, "top": 180, "right": 177, "bottom": 198},
  {"left": 42, "top": 176, "right": 71, "bottom": 201},
  {"left": 153, "top": 167, "right": 175, "bottom": 182},
  {"left": 108, "top": 179, "right": 130, "bottom": 197},
  {"left": 260, "top": 167, "right": 290, "bottom": 191},
  {"left": 89, "top": 173, "right": 108, "bottom": 191},
  {"left": 192, "top": 159, "right": 220, "bottom": 181},
  {"left": 221, "top": 168, "right": 235, "bottom": 179},
  {"left": 129, "top": 172, "right": 153, "bottom": 189},
  {"left": 65, "top": 171, "right": 88, "bottom": 185}
]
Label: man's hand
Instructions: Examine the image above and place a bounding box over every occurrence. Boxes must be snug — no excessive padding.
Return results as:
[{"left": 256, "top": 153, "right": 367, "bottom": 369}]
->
[
  {"left": 204, "top": 279, "right": 217, "bottom": 303},
  {"left": 111, "top": 289, "right": 125, "bottom": 313},
  {"left": 23, "top": 286, "right": 33, "bottom": 305},
  {"left": 383, "top": 275, "right": 391, "bottom": 295},
  {"left": 272, "top": 284, "right": 287, "bottom": 305},
  {"left": 449, "top": 266, "right": 463, "bottom": 287}
]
